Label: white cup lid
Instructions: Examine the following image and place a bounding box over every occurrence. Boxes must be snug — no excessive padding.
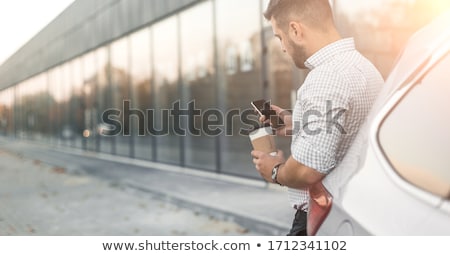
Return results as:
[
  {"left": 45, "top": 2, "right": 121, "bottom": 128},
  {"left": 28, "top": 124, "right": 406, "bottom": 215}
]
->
[{"left": 249, "top": 126, "right": 273, "bottom": 140}]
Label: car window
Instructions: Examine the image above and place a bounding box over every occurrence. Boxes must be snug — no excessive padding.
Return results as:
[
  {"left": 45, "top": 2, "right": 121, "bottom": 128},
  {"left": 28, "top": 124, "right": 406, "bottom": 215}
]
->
[{"left": 378, "top": 52, "right": 450, "bottom": 199}]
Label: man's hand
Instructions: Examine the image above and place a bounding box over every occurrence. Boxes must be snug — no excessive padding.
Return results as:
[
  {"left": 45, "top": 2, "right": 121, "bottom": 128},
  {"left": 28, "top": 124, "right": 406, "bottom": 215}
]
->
[
  {"left": 251, "top": 150, "right": 286, "bottom": 183},
  {"left": 259, "top": 104, "right": 293, "bottom": 136},
  {"left": 251, "top": 150, "right": 326, "bottom": 189}
]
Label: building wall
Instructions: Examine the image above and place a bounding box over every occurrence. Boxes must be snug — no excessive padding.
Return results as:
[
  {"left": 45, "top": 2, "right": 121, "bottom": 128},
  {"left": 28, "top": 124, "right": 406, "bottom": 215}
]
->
[
  {"left": 0, "top": 0, "right": 200, "bottom": 90},
  {"left": 0, "top": 0, "right": 449, "bottom": 179}
]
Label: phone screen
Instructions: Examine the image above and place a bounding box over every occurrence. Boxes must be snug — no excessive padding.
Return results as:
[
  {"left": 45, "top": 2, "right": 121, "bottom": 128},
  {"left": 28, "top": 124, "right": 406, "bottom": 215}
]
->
[
  {"left": 251, "top": 99, "right": 270, "bottom": 118},
  {"left": 251, "top": 99, "right": 285, "bottom": 129}
]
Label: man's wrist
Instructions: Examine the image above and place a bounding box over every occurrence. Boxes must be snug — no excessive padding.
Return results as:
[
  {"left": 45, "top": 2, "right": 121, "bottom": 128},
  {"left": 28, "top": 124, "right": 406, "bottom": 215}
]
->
[{"left": 271, "top": 163, "right": 284, "bottom": 186}]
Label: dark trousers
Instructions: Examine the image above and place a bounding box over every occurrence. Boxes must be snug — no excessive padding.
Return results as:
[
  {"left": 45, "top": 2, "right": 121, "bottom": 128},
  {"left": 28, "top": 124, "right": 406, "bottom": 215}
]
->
[{"left": 287, "top": 209, "right": 307, "bottom": 236}]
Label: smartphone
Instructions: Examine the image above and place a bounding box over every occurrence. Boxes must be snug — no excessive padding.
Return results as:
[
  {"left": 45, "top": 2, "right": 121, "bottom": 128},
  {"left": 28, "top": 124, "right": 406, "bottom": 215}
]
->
[{"left": 251, "top": 99, "right": 285, "bottom": 129}]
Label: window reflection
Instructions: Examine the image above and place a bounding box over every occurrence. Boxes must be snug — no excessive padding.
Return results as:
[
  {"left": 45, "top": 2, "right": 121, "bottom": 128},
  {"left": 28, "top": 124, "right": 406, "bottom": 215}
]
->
[
  {"left": 180, "top": 1, "right": 216, "bottom": 170},
  {"left": 70, "top": 58, "right": 84, "bottom": 148},
  {"left": 60, "top": 63, "right": 72, "bottom": 146},
  {"left": 48, "top": 68, "right": 62, "bottom": 144},
  {"left": 83, "top": 51, "right": 98, "bottom": 151},
  {"left": 35, "top": 74, "right": 49, "bottom": 140},
  {"left": 96, "top": 46, "right": 113, "bottom": 154},
  {"left": 111, "top": 37, "right": 131, "bottom": 156},
  {"left": 130, "top": 27, "right": 153, "bottom": 160},
  {"left": 216, "top": 0, "right": 263, "bottom": 177},
  {"left": 153, "top": 17, "right": 181, "bottom": 165},
  {"left": 15, "top": 82, "right": 24, "bottom": 138},
  {"left": 0, "top": 88, "right": 14, "bottom": 136},
  {"left": 14, "top": 75, "right": 48, "bottom": 141}
]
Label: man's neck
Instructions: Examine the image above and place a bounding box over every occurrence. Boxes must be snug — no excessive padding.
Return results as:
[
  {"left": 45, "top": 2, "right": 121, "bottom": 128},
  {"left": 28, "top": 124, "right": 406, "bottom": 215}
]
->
[{"left": 307, "top": 28, "right": 342, "bottom": 58}]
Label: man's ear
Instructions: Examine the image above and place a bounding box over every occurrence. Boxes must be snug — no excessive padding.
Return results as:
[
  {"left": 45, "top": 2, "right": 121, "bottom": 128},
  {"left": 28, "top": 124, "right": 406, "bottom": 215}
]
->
[{"left": 288, "top": 21, "right": 303, "bottom": 42}]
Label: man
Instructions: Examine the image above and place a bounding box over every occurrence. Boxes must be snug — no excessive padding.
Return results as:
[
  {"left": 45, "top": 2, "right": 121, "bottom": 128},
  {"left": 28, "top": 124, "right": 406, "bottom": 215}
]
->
[{"left": 251, "top": 0, "right": 384, "bottom": 235}]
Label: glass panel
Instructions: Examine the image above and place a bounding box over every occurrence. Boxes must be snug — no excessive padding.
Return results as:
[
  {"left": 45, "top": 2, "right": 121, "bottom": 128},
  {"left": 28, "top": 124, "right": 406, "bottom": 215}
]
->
[
  {"left": 130, "top": 27, "right": 153, "bottom": 161},
  {"left": 153, "top": 17, "right": 181, "bottom": 165},
  {"left": 16, "top": 82, "right": 29, "bottom": 139},
  {"left": 48, "top": 68, "right": 63, "bottom": 144},
  {"left": 83, "top": 51, "right": 98, "bottom": 151},
  {"left": 70, "top": 58, "right": 84, "bottom": 148},
  {"left": 334, "top": 0, "right": 450, "bottom": 78},
  {"left": 60, "top": 62, "right": 72, "bottom": 147},
  {"left": 0, "top": 90, "right": 6, "bottom": 135},
  {"left": 379, "top": 53, "right": 450, "bottom": 198},
  {"left": 9, "top": 87, "right": 14, "bottom": 136},
  {"left": 16, "top": 80, "right": 28, "bottom": 139},
  {"left": 180, "top": 1, "right": 216, "bottom": 170},
  {"left": 216, "top": 0, "right": 263, "bottom": 177},
  {"left": 36, "top": 74, "right": 49, "bottom": 142},
  {"left": 15, "top": 75, "right": 48, "bottom": 141},
  {"left": 111, "top": 37, "right": 131, "bottom": 157},
  {"left": 14, "top": 82, "right": 24, "bottom": 138},
  {"left": 0, "top": 87, "right": 14, "bottom": 136},
  {"left": 96, "top": 46, "right": 114, "bottom": 154}
]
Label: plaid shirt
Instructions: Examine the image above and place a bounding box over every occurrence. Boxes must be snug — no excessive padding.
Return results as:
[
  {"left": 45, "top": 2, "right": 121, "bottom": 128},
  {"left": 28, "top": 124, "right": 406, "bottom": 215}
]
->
[{"left": 288, "top": 38, "right": 384, "bottom": 211}]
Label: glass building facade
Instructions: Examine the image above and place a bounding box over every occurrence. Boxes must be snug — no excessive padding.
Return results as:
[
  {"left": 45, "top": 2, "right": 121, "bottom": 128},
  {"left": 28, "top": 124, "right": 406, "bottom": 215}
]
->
[{"left": 0, "top": 0, "right": 449, "bottom": 179}]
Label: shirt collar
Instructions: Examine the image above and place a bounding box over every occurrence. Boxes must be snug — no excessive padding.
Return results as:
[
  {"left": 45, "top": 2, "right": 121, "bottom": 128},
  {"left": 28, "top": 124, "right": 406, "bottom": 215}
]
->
[{"left": 304, "top": 38, "right": 356, "bottom": 70}]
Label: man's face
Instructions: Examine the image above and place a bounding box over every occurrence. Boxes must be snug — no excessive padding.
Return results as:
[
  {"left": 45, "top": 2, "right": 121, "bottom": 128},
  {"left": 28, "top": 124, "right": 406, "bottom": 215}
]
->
[{"left": 270, "top": 18, "right": 307, "bottom": 69}]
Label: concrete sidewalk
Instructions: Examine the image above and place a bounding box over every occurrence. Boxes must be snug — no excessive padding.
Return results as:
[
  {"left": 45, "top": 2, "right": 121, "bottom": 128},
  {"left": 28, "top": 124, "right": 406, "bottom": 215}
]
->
[{"left": 0, "top": 138, "right": 293, "bottom": 235}]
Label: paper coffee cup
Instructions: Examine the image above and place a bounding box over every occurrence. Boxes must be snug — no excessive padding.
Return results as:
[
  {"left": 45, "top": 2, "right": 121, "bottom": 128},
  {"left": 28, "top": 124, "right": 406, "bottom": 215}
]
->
[{"left": 249, "top": 126, "right": 277, "bottom": 156}]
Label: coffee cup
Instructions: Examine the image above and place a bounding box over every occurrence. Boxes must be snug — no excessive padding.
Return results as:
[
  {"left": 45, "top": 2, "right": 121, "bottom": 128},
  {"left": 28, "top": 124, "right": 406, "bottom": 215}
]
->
[{"left": 249, "top": 126, "right": 277, "bottom": 156}]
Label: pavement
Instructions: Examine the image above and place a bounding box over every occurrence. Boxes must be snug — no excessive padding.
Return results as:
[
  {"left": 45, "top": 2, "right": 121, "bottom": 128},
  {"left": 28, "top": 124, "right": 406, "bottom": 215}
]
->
[{"left": 0, "top": 137, "right": 293, "bottom": 236}]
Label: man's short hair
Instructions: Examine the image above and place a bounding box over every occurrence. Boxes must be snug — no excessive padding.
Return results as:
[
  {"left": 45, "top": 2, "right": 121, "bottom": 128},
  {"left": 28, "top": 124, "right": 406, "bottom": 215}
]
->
[{"left": 263, "top": 0, "right": 334, "bottom": 32}]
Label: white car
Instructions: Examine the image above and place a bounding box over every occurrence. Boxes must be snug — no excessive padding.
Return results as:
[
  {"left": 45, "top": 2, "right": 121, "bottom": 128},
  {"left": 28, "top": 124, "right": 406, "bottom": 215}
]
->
[{"left": 312, "top": 10, "right": 450, "bottom": 235}]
